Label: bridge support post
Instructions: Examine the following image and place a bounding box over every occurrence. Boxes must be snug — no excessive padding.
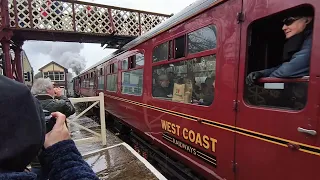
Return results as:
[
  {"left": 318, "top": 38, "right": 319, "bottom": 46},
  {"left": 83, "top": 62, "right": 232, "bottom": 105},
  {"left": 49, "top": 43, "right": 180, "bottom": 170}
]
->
[
  {"left": 1, "top": 39, "right": 12, "bottom": 79},
  {"left": 13, "top": 41, "right": 24, "bottom": 82}
]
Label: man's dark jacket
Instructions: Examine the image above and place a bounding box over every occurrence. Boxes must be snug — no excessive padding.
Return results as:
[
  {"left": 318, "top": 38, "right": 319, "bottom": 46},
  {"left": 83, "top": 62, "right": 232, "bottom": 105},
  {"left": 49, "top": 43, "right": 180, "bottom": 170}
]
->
[
  {"left": 31, "top": 94, "right": 75, "bottom": 169},
  {"left": 35, "top": 94, "right": 75, "bottom": 118}
]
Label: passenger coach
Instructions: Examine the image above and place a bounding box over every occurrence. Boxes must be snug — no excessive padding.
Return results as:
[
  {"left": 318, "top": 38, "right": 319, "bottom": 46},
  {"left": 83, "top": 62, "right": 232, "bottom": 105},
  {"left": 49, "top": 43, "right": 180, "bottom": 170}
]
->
[{"left": 74, "top": 0, "right": 320, "bottom": 179}]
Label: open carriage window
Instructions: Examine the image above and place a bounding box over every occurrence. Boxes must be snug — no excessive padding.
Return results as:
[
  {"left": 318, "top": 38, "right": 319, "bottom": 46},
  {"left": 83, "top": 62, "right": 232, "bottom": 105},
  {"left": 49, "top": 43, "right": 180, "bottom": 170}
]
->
[
  {"left": 244, "top": 5, "right": 314, "bottom": 110},
  {"left": 175, "top": 35, "right": 186, "bottom": 59},
  {"left": 153, "top": 42, "right": 169, "bottom": 62}
]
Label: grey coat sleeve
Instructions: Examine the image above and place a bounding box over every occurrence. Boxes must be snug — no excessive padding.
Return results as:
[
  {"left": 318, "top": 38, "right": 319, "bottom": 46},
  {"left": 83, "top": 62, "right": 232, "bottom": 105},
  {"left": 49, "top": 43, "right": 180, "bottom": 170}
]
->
[{"left": 259, "top": 35, "right": 312, "bottom": 78}]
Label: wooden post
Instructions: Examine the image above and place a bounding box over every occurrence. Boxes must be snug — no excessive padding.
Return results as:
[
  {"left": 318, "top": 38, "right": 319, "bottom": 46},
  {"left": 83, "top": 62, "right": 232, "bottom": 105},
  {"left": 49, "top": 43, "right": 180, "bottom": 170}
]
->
[{"left": 99, "top": 92, "right": 107, "bottom": 146}]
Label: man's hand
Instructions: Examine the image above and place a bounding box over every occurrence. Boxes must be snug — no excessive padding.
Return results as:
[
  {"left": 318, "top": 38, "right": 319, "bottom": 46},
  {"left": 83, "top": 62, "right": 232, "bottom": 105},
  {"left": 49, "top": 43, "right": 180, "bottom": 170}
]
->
[
  {"left": 44, "top": 112, "right": 70, "bottom": 149},
  {"left": 246, "top": 71, "right": 264, "bottom": 86},
  {"left": 54, "top": 87, "right": 62, "bottom": 97}
]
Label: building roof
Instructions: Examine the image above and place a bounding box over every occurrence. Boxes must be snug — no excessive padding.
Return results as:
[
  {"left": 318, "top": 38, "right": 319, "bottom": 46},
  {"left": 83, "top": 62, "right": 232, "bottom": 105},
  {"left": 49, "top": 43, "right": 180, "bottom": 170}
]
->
[
  {"left": 39, "top": 61, "right": 68, "bottom": 72},
  {"left": 79, "top": 0, "right": 220, "bottom": 76}
]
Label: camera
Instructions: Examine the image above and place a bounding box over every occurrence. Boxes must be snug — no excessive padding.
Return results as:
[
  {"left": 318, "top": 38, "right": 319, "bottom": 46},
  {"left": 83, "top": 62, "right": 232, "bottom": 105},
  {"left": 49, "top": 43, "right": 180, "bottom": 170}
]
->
[{"left": 43, "top": 110, "right": 56, "bottom": 133}]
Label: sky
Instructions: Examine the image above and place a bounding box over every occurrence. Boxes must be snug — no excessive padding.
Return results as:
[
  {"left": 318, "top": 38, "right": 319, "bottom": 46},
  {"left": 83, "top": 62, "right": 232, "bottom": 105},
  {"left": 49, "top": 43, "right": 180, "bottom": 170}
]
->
[{"left": 23, "top": 0, "right": 197, "bottom": 74}]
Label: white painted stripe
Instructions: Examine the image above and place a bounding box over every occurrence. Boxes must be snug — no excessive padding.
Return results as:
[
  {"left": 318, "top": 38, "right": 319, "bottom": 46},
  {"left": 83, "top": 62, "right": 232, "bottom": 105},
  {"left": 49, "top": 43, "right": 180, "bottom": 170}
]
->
[
  {"left": 81, "top": 143, "right": 123, "bottom": 157},
  {"left": 121, "top": 143, "right": 167, "bottom": 180}
]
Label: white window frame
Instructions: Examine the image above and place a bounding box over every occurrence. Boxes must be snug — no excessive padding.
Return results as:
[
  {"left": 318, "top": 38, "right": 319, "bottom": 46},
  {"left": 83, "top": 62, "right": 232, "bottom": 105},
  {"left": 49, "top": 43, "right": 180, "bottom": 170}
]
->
[{"left": 43, "top": 71, "right": 65, "bottom": 81}]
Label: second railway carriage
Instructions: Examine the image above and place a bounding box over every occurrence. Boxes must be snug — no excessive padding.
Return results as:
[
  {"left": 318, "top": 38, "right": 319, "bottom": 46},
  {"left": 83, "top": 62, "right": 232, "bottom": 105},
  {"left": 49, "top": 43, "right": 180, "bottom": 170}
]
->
[{"left": 74, "top": 0, "right": 320, "bottom": 179}]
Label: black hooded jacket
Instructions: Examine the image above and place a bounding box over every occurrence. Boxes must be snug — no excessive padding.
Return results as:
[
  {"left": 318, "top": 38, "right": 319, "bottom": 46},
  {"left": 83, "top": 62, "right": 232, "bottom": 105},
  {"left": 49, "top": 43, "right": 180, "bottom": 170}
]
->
[
  {"left": 0, "top": 75, "right": 46, "bottom": 172},
  {"left": 0, "top": 75, "right": 98, "bottom": 180}
]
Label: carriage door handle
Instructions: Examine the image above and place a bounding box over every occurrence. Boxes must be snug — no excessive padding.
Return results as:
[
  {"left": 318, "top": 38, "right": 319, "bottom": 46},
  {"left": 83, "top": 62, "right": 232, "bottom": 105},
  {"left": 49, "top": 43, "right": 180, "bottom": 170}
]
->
[{"left": 297, "top": 127, "right": 317, "bottom": 136}]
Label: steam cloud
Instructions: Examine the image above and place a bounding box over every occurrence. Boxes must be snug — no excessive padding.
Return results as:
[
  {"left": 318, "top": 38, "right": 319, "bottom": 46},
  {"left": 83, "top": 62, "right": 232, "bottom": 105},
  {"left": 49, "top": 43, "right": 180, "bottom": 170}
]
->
[{"left": 32, "top": 41, "right": 86, "bottom": 76}]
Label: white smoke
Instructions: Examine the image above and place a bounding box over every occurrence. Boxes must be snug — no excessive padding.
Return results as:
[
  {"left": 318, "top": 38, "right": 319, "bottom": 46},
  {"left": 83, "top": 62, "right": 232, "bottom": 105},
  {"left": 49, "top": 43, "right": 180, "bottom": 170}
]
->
[{"left": 30, "top": 41, "right": 86, "bottom": 75}]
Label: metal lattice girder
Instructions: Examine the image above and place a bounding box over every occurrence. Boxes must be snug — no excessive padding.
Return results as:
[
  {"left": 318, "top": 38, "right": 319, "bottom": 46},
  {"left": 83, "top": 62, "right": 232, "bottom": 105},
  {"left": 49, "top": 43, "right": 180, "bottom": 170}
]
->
[{"left": 2, "top": 0, "right": 170, "bottom": 36}]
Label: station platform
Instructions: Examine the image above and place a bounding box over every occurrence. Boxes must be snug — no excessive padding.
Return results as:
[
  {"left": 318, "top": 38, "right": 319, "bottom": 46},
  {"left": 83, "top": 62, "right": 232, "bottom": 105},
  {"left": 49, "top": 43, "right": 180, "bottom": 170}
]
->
[{"left": 68, "top": 115, "right": 166, "bottom": 180}]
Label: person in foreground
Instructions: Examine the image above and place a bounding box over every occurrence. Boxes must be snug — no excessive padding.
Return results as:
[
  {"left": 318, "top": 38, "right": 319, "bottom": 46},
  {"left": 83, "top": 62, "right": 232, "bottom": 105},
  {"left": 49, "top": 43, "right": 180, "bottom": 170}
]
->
[
  {"left": 246, "top": 7, "right": 313, "bottom": 86},
  {"left": 0, "top": 75, "right": 98, "bottom": 180},
  {"left": 30, "top": 78, "right": 76, "bottom": 179}
]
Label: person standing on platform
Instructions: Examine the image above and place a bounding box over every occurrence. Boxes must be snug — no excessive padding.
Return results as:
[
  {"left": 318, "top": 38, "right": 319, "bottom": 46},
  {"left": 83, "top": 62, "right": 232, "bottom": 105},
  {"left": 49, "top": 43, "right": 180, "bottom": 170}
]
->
[{"left": 30, "top": 78, "right": 76, "bottom": 179}]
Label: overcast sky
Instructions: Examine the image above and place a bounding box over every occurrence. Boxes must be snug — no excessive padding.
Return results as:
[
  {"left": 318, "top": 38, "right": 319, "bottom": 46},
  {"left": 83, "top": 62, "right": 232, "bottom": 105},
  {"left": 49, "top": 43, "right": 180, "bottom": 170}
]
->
[{"left": 23, "top": 0, "right": 196, "bottom": 74}]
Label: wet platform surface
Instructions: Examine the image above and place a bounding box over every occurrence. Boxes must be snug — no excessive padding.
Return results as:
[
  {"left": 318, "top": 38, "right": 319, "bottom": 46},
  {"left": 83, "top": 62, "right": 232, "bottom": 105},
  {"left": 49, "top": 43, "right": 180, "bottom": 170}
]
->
[{"left": 68, "top": 115, "right": 164, "bottom": 180}]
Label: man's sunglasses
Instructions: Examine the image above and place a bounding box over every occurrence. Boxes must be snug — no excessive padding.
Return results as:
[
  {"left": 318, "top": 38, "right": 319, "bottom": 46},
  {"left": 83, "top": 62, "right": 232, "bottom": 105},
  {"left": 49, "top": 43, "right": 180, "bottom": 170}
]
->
[{"left": 283, "top": 17, "right": 301, "bottom": 26}]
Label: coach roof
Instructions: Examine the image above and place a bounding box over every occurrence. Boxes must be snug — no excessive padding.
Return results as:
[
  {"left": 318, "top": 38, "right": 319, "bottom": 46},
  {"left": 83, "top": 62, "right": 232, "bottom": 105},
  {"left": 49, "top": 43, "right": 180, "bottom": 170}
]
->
[{"left": 79, "top": 0, "right": 220, "bottom": 76}]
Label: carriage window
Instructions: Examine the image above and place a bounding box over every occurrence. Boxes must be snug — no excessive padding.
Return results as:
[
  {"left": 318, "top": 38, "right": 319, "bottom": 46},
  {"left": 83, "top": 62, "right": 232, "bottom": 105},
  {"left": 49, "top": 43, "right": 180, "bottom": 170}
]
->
[
  {"left": 152, "top": 55, "right": 216, "bottom": 106},
  {"left": 122, "top": 59, "right": 128, "bottom": 70},
  {"left": 89, "top": 78, "right": 94, "bottom": 88},
  {"left": 81, "top": 77, "right": 84, "bottom": 88},
  {"left": 114, "top": 63, "right": 118, "bottom": 73},
  {"left": 244, "top": 5, "right": 313, "bottom": 110},
  {"left": 129, "top": 56, "right": 135, "bottom": 69},
  {"left": 106, "top": 74, "right": 117, "bottom": 92},
  {"left": 84, "top": 74, "right": 88, "bottom": 88},
  {"left": 136, "top": 53, "right": 144, "bottom": 66},
  {"left": 175, "top": 36, "right": 186, "bottom": 59},
  {"left": 153, "top": 42, "right": 169, "bottom": 62},
  {"left": 97, "top": 76, "right": 104, "bottom": 90},
  {"left": 188, "top": 25, "right": 217, "bottom": 54},
  {"left": 121, "top": 69, "right": 143, "bottom": 96},
  {"left": 84, "top": 77, "right": 89, "bottom": 88}
]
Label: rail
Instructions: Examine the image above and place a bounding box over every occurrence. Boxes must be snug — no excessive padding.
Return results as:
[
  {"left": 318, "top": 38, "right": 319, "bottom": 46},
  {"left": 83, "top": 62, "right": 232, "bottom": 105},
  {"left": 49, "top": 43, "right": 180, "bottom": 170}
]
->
[
  {"left": 68, "top": 92, "right": 107, "bottom": 145},
  {"left": 257, "top": 76, "right": 309, "bottom": 90},
  {"left": 258, "top": 76, "right": 310, "bottom": 83},
  {"left": 0, "top": 0, "right": 170, "bottom": 36}
]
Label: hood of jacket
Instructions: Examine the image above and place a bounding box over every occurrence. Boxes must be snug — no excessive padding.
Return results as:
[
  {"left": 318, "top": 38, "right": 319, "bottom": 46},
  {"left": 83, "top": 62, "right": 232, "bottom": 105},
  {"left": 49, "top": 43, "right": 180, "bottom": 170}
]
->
[{"left": 0, "top": 75, "right": 46, "bottom": 172}]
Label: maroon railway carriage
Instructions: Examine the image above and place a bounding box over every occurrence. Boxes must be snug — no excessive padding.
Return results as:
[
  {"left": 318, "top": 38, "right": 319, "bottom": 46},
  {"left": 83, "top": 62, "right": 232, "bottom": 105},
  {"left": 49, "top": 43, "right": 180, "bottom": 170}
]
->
[{"left": 74, "top": 0, "right": 320, "bottom": 179}]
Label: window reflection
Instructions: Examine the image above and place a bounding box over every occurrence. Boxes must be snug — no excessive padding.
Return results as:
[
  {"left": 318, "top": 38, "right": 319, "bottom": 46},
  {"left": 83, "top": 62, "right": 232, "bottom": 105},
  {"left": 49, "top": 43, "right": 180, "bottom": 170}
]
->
[
  {"left": 188, "top": 25, "right": 217, "bottom": 54},
  {"left": 107, "top": 74, "right": 117, "bottom": 92},
  {"left": 122, "top": 69, "right": 143, "bottom": 96},
  {"left": 152, "top": 55, "right": 216, "bottom": 106}
]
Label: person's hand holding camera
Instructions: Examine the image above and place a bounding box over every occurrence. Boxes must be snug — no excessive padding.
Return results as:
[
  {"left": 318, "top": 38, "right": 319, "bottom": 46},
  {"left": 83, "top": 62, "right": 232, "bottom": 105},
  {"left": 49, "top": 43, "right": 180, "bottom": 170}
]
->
[{"left": 44, "top": 112, "right": 70, "bottom": 149}]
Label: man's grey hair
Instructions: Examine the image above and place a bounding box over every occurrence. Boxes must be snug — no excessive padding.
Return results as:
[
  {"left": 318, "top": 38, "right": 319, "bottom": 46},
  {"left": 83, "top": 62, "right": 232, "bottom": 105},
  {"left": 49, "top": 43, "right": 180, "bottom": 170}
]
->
[{"left": 31, "top": 78, "right": 53, "bottom": 95}]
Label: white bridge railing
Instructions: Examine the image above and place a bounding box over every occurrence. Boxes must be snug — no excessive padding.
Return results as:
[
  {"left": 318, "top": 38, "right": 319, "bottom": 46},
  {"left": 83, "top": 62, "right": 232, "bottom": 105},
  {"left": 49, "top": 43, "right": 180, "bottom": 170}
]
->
[{"left": 68, "top": 92, "right": 107, "bottom": 146}]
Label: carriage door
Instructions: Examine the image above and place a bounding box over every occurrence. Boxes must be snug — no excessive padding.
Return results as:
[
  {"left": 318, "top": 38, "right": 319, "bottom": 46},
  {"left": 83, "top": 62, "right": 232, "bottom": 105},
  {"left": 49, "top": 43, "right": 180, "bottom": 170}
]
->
[{"left": 235, "top": 1, "right": 320, "bottom": 179}]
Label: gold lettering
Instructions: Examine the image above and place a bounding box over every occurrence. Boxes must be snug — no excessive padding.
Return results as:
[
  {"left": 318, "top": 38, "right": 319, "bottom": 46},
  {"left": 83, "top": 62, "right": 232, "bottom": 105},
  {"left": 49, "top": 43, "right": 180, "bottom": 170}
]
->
[
  {"left": 202, "top": 135, "right": 210, "bottom": 149},
  {"left": 167, "top": 122, "right": 172, "bottom": 133},
  {"left": 189, "top": 130, "right": 195, "bottom": 142},
  {"left": 176, "top": 125, "right": 181, "bottom": 136},
  {"left": 161, "top": 120, "right": 166, "bottom": 130},
  {"left": 171, "top": 124, "right": 176, "bottom": 135},
  {"left": 183, "top": 128, "right": 188, "bottom": 140},
  {"left": 210, "top": 138, "right": 218, "bottom": 152},
  {"left": 195, "top": 133, "right": 202, "bottom": 146}
]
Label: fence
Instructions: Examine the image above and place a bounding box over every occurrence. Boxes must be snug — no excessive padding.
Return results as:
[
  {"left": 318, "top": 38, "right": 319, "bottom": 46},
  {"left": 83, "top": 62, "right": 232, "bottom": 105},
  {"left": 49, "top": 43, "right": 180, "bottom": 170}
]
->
[
  {"left": 2, "top": 0, "right": 169, "bottom": 36},
  {"left": 68, "top": 92, "right": 107, "bottom": 145}
]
